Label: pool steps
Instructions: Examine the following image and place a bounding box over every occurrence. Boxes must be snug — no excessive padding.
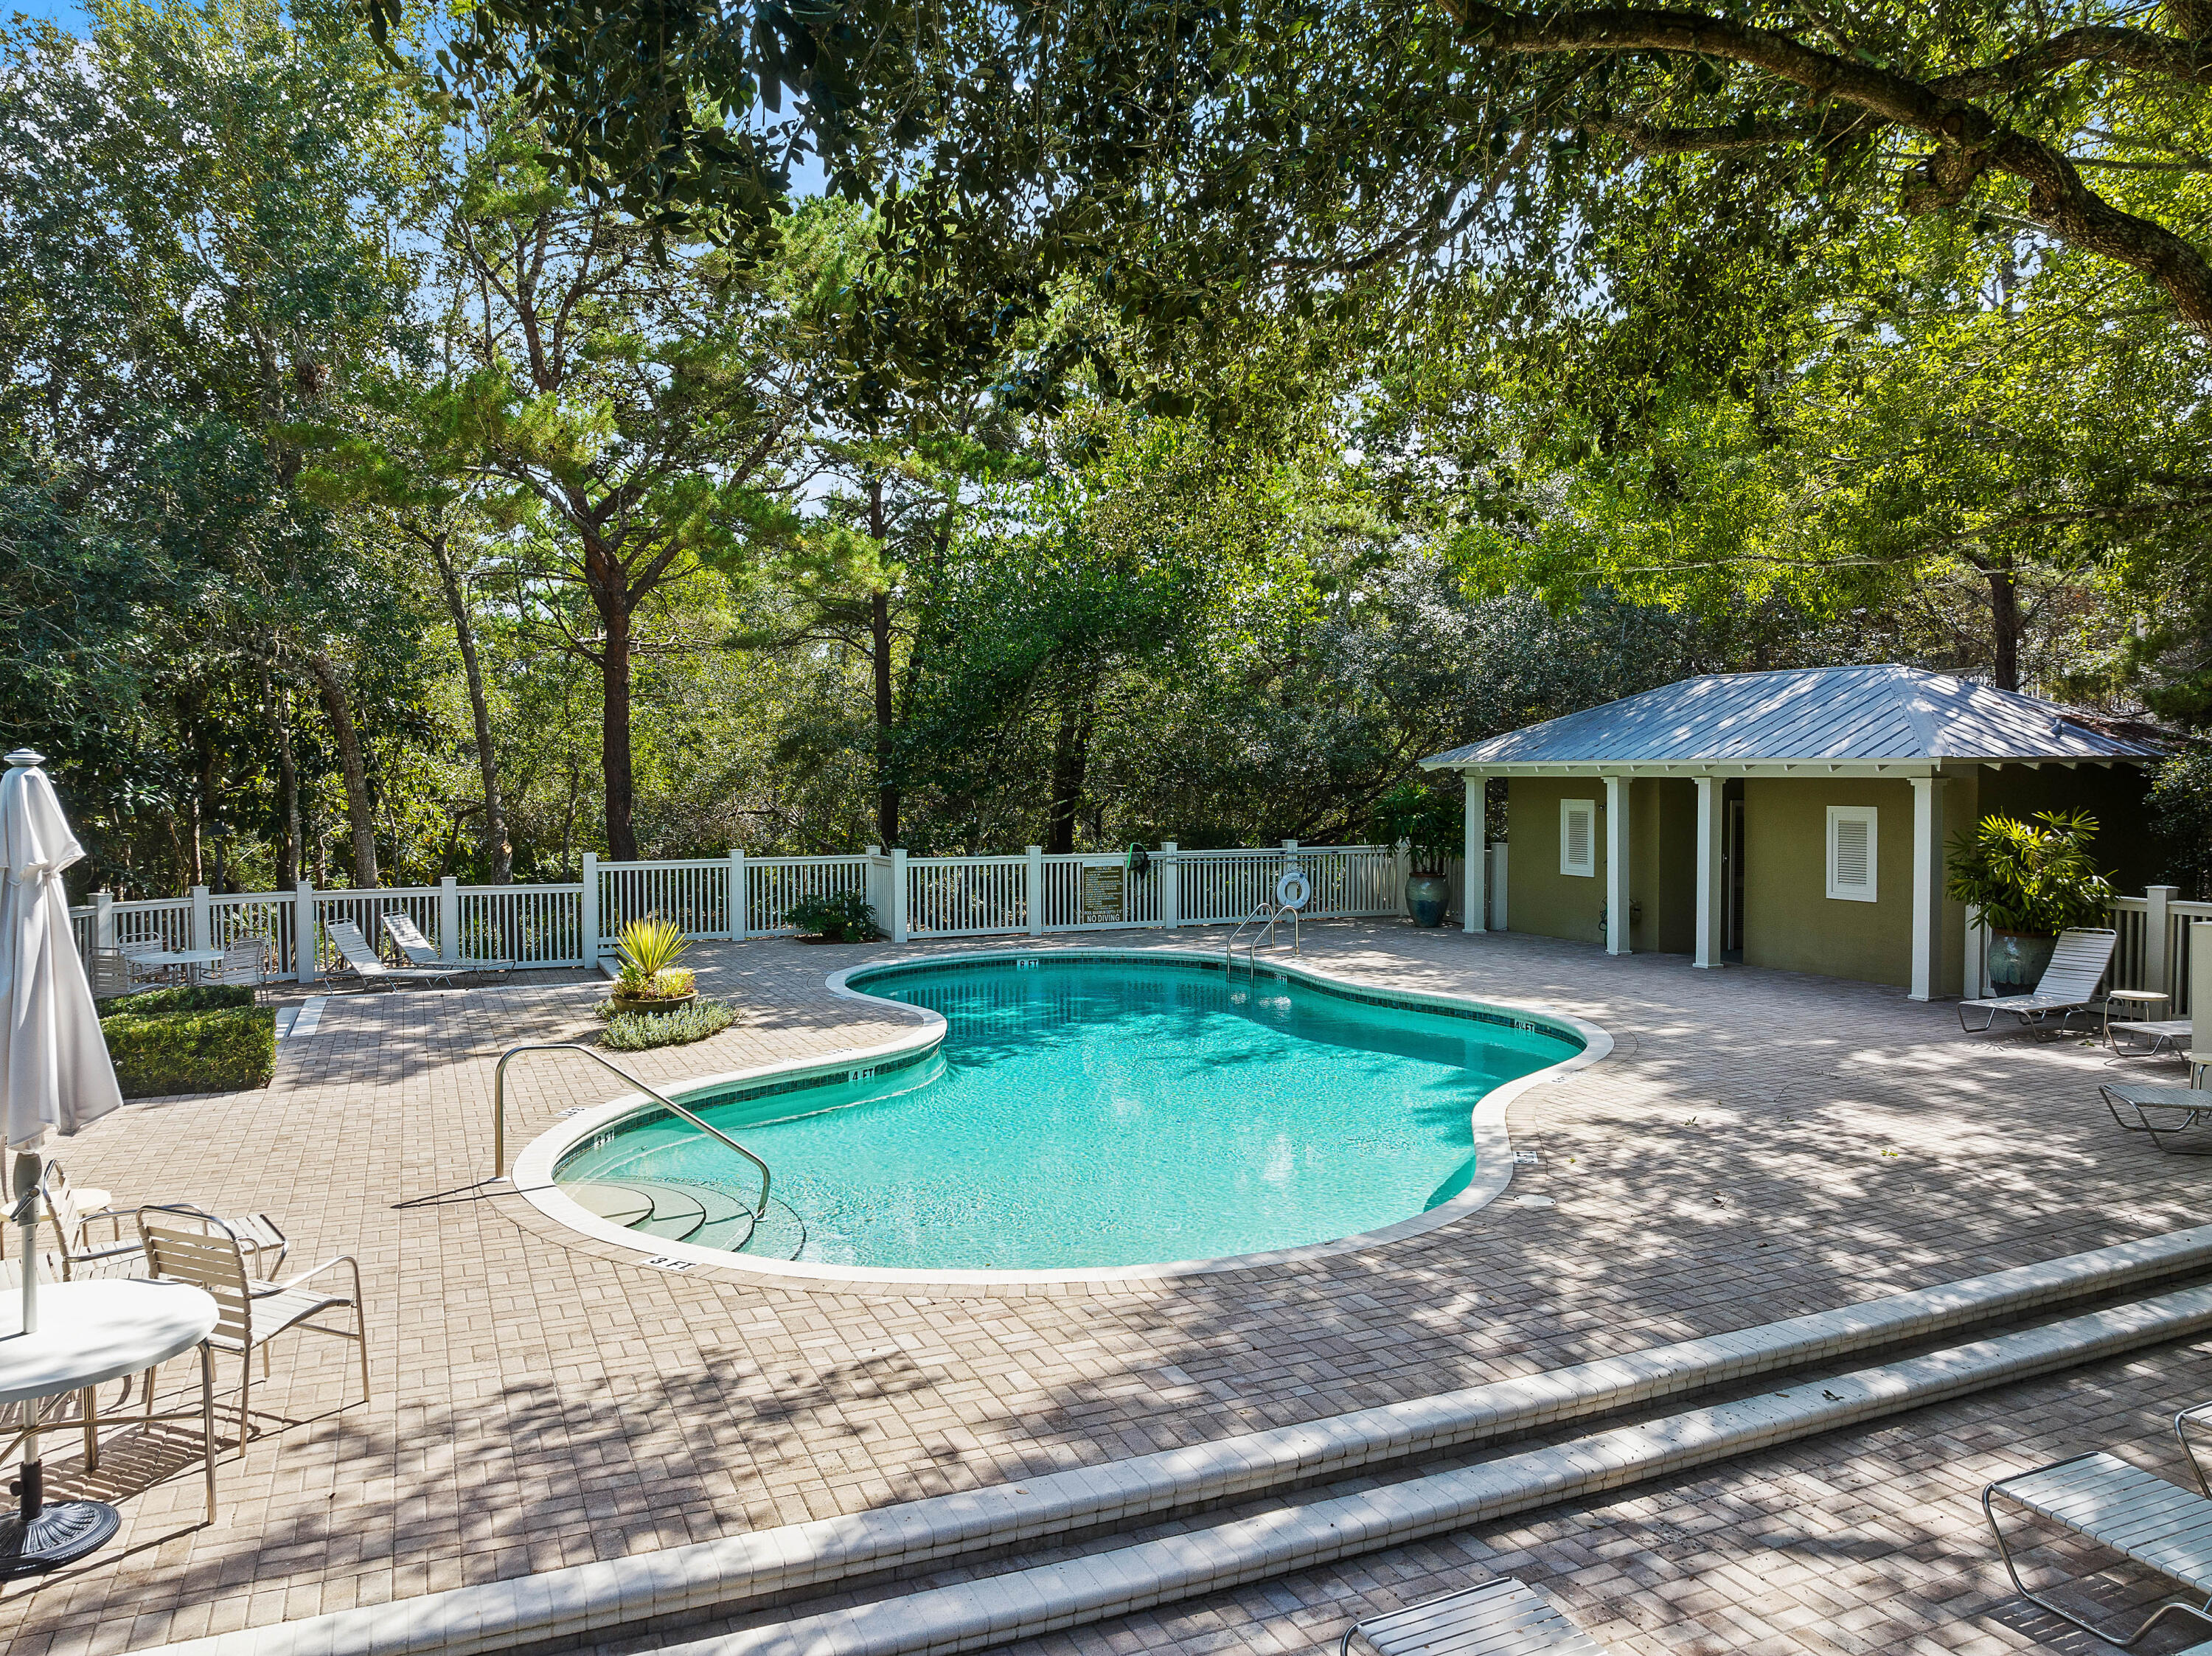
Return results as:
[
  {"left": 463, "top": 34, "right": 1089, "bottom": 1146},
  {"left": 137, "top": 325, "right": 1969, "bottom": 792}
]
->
[{"left": 128, "top": 1222, "right": 2212, "bottom": 1656}]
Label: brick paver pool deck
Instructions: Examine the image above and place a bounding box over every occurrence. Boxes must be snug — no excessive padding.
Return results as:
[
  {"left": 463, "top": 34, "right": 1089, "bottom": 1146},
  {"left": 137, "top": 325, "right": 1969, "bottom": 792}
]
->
[{"left": 9, "top": 923, "right": 2211, "bottom": 1656}]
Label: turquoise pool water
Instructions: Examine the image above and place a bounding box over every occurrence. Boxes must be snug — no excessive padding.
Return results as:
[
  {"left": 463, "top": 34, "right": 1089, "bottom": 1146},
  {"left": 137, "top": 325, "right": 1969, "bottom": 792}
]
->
[{"left": 554, "top": 956, "right": 1580, "bottom": 1272}]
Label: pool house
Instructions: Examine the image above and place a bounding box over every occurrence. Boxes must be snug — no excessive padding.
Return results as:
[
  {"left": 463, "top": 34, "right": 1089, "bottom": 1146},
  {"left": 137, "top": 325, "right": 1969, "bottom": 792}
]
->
[{"left": 1422, "top": 665, "right": 2166, "bottom": 998}]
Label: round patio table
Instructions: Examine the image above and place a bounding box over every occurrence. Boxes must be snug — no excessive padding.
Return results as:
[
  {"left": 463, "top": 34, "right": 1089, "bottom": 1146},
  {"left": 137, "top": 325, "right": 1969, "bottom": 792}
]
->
[{"left": 0, "top": 1278, "right": 219, "bottom": 1575}]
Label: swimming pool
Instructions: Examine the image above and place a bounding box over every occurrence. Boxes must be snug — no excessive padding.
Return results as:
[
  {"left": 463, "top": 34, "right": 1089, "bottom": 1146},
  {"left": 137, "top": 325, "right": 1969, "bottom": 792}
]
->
[{"left": 540, "top": 952, "right": 1596, "bottom": 1280}]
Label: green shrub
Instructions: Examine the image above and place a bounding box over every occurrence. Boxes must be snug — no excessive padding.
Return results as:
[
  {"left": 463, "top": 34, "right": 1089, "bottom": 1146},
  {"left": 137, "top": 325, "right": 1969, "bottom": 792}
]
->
[
  {"left": 100, "top": 1005, "right": 276, "bottom": 1099},
  {"left": 781, "top": 891, "right": 880, "bottom": 942},
  {"left": 116, "top": 984, "right": 255, "bottom": 1016},
  {"left": 599, "top": 998, "right": 737, "bottom": 1051},
  {"left": 1945, "top": 810, "right": 2115, "bottom": 934}
]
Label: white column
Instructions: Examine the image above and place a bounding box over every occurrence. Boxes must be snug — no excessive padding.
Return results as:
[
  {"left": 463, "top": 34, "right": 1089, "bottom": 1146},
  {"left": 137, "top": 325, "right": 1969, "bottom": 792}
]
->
[
  {"left": 295, "top": 879, "right": 316, "bottom": 983},
  {"left": 189, "top": 883, "right": 211, "bottom": 953},
  {"left": 1694, "top": 777, "right": 1724, "bottom": 968},
  {"left": 728, "top": 849, "right": 748, "bottom": 940},
  {"left": 2192, "top": 922, "right": 2212, "bottom": 1065},
  {"left": 889, "top": 847, "right": 909, "bottom": 944},
  {"left": 1161, "top": 842, "right": 1180, "bottom": 930},
  {"left": 1026, "top": 846, "right": 1044, "bottom": 937},
  {"left": 580, "top": 851, "right": 600, "bottom": 970},
  {"left": 1964, "top": 902, "right": 1989, "bottom": 1000},
  {"left": 439, "top": 875, "right": 462, "bottom": 964},
  {"left": 93, "top": 890, "right": 114, "bottom": 951},
  {"left": 1461, "top": 773, "right": 1486, "bottom": 933},
  {"left": 2146, "top": 884, "right": 2178, "bottom": 995},
  {"left": 1910, "top": 776, "right": 1947, "bottom": 1002},
  {"left": 1604, "top": 776, "right": 1631, "bottom": 956}
]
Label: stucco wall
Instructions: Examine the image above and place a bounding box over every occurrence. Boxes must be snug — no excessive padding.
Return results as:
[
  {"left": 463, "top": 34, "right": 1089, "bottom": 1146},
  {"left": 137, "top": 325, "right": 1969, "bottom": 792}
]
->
[
  {"left": 1505, "top": 778, "right": 1607, "bottom": 947},
  {"left": 1742, "top": 778, "right": 1935, "bottom": 989}
]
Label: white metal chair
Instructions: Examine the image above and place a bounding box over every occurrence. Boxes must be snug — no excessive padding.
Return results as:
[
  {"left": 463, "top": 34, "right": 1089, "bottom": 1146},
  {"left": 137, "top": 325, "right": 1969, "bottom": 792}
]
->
[
  {"left": 1340, "top": 1577, "right": 1612, "bottom": 1655},
  {"left": 1983, "top": 1405, "right": 2212, "bottom": 1647},
  {"left": 1958, "top": 928, "right": 2118, "bottom": 1035},
  {"left": 322, "top": 919, "right": 457, "bottom": 990},
  {"left": 40, "top": 1165, "right": 291, "bottom": 1284},
  {"left": 136, "top": 1207, "right": 368, "bottom": 1455},
  {"left": 87, "top": 947, "right": 142, "bottom": 1001},
  {"left": 383, "top": 912, "right": 507, "bottom": 980},
  {"left": 204, "top": 939, "right": 267, "bottom": 992}
]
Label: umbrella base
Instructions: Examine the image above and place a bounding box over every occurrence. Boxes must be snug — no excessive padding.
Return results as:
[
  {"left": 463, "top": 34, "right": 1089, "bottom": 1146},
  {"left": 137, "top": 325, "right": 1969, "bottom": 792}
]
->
[{"left": 0, "top": 1499, "right": 121, "bottom": 1575}]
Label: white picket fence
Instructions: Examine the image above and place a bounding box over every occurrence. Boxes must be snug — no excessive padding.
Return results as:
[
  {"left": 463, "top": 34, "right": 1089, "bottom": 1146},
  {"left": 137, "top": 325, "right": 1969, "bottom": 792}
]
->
[
  {"left": 69, "top": 841, "right": 1450, "bottom": 983},
  {"left": 2104, "top": 888, "right": 2212, "bottom": 1018}
]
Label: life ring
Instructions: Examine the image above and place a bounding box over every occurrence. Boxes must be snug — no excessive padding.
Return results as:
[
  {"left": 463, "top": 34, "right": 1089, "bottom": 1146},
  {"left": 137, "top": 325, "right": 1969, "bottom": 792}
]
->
[{"left": 1275, "top": 868, "right": 1311, "bottom": 911}]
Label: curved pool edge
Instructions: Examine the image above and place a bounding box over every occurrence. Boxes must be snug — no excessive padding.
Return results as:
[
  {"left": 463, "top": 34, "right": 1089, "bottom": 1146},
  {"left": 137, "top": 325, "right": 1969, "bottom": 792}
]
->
[{"left": 512, "top": 945, "right": 1614, "bottom": 1292}]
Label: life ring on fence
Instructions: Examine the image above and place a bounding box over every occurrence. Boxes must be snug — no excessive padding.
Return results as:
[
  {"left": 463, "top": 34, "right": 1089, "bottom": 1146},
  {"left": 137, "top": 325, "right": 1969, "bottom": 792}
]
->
[{"left": 1275, "top": 868, "right": 1311, "bottom": 911}]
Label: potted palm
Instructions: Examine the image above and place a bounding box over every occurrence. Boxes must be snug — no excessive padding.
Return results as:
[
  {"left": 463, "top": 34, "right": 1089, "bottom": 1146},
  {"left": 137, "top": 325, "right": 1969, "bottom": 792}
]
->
[
  {"left": 608, "top": 916, "right": 698, "bottom": 1014},
  {"left": 1944, "top": 810, "right": 2115, "bottom": 994},
  {"left": 1371, "top": 783, "right": 1467, "bottom": 928}
]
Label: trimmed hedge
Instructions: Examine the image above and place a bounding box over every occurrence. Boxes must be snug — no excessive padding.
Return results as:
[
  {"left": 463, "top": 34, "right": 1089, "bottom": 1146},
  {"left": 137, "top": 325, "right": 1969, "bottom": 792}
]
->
[
  {"left": 116, "top": 984, "right": 255, "bottom": 1017},
  {"left": 100, "top": 1003, "right": 275, "bottom": 1099}
]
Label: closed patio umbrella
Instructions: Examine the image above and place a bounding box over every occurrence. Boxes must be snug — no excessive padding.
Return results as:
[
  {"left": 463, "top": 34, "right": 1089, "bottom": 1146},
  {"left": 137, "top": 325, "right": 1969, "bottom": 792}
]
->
[{"left": 0, "top": 748, "right": 125, "bottom": 1570}]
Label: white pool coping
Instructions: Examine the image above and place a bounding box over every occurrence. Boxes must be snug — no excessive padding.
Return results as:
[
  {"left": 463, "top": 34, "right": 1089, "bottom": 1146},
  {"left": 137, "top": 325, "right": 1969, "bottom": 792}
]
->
[{"left": 512, "top": 946, "right": 1613, "bottom": 1289}]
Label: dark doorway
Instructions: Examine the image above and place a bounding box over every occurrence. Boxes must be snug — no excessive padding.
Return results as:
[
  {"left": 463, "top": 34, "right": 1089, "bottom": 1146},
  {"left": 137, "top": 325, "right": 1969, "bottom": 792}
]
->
[{"left": 1722, "top": 785, "right": 1747, "bottom": 961}]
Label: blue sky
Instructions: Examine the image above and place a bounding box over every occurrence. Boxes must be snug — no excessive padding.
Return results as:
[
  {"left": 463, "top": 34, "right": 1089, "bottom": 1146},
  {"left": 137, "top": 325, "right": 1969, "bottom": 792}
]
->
[{"left": 9, "top": 0, "right": 90, "bottom": 26}]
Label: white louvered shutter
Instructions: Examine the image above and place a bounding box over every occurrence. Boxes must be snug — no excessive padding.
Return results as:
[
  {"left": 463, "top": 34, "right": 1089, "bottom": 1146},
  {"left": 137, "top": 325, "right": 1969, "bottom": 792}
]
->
[
  {"left": 1826, "top": 806, "right": 1877, "bottom": 902},
  {"left": 1560, "top": 800, "right": 1596, "bottom": 877}
]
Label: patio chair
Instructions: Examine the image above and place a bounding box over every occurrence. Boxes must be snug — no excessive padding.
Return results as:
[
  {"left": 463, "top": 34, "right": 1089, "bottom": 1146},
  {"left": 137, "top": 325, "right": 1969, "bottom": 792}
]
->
[
  {"left": 1983, "top": 1402, "right": 2212, "bottom": 1647},
  {"left": 86, "top": 947, "right": 144, "bottom": 1001},
  {"left": 204, "top": 939, "right": 267, "bottom": 992},
  {"left": 323, "top": 919, "right": 459, "bottom": 991},
  {"left": 2099, "top": 1080, "right": 2212, "bottom": 1155},
  {"left": 382, "top": 912, "right": 508, "bottom": 981},
  {"left": 36, "top": 1163, "right": 288, "bottom": 1283},
  {"left": 1339, "top": 1577, "right": 1612, "bottom": 1656},
  {"left": 1958, "top": 927, "right": 2118, "bottom": 1035},
  {"left": 136, "top": 1206, "right": 369, "bottom": 1455}
]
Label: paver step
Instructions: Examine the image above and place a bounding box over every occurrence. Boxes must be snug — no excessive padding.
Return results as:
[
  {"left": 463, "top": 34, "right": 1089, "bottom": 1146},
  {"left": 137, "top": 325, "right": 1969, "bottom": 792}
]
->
[{"left": 122, "top": 1223, "right": 2212, "bottom": 1656}]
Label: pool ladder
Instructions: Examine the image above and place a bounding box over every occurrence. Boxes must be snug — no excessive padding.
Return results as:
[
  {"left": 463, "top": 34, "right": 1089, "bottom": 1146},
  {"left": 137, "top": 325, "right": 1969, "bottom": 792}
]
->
[
  {"left": 489, "top": 1043, "right": 772, "bottom": 1222},
  {"left": 1225, "top": 900, "right": 1301, "bottom": 975}
]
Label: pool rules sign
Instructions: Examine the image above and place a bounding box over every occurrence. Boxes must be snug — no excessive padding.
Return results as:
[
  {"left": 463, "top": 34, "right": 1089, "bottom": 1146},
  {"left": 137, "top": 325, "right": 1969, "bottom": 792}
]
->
[{"left": 1079, "top": 865, "right": 1124, "bottom": 923}]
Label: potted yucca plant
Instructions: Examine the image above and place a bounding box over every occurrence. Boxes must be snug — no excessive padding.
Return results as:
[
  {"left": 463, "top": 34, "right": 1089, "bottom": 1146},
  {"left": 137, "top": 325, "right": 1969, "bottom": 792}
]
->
[
  {"left": 1944, "top": 810, "right": 2115, "bottom": 994},
  {"left": 608, "top": 916, "right": 698, "bottom": 1014}
]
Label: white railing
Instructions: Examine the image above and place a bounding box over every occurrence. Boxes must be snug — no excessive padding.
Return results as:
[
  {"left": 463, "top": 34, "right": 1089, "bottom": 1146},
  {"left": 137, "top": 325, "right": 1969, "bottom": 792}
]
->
[
  {"left": 67, "top": 840, "right": 1416, "bottom": 984},
  {"left": 2104, "top": 889, "right": 2212, "bottom": 1019}
]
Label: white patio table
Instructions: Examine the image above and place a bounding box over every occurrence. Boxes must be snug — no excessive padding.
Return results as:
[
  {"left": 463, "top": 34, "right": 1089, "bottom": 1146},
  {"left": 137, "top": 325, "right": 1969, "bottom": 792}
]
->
[
  {"left": 125, "top": 947, "right": 227, "bottom": 985},
  {"left": 0, "top": 1277, "right": 218, "bottom": 1573}
]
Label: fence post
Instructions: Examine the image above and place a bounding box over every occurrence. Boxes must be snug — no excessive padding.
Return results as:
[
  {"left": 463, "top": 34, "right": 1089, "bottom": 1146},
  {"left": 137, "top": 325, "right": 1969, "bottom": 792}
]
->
[
  {"left": 1026, "top": 846, "right": 1044, "bottom": 936},
  {"left": 189, "top": 884, "right": 210, "bottom": 953},
  {"left": 296, "top": 880, "right": 316, "bottom": 983},
  {"left": 888, "top": 849, "right": 909, "bottom": 944},
  {"left": 439, "top": 875, "right": 462, "bottom": 964},
  {"left": 1394, "top": 841, "right": 1411, "bottom": 917},
  {"left": 1491, "top": 845, "right": 1509, "bottom": 930},
  {"left": 2194, "top": 921, "right": 2212, "bottom": 1042},
  {"left": 729, "top": 850, "right": 747, "bottom": 940},
  {"left": 93, "top": 891, "right": 114, "bottom": 951},
  {"left": 1161, "top": 843, "right": 1179, "bottom": 930},
  {"left": 2146, "top": 885, "right": 2178, "bottom": 995},
  {"left": 580, "top": 852, "right": 600, "bottom": 971}
]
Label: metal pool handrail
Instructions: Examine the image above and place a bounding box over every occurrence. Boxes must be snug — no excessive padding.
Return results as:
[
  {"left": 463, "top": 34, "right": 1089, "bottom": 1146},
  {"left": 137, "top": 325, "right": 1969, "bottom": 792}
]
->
[{"left": 490, "top": 1043, "right": 771, "bottom": 1217}]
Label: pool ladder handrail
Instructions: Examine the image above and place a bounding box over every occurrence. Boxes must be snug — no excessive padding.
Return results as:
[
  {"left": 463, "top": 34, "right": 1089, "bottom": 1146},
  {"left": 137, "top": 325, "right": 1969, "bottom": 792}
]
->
[
  {"left": 1225, "top": 900, "right": 1301, "bottom": 975},
  {"left": 490, "top": 1042, "right": 771, "bottom": 1217}
]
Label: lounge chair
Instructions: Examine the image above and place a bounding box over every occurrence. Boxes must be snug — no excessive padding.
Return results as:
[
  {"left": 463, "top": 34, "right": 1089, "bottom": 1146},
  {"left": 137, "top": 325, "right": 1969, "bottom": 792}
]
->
[
  {"left": 323, "top": 919, "right": 459, "bottom": 990},
  {"left": 1958, "top": 927, "right": 2118, "bottom": 1035},
  {"left": 1983, "top": 1403, "right": 2212, "bottom": 1646},
  {"left": 382, "top": 912, "right": 510, "bottom": 981},
  {"left": 2100, "top": 1081, "right": 2212, "bottom": 1155},
  {"left": 137, "top": 1206, "right": 369, "bottom": 1455},
  {"left": 2111, "top": 1016, "right": 2194, "bottom": 1057},
  {"left": 1340, "top": 1577, "right": 1611, "bottom": 1655}
]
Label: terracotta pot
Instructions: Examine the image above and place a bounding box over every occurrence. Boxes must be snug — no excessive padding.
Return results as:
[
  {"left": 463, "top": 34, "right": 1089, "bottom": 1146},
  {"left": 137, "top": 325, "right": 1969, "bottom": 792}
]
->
[
  {"left": 1987, "top": 930, "right": 2057, "bottom": 995},
  {"left": 609, "top": 989, "right": 698, "bottom": 1016},
  {"left": 1405, "top": 873, "right": 1451, "bottom": 929}
]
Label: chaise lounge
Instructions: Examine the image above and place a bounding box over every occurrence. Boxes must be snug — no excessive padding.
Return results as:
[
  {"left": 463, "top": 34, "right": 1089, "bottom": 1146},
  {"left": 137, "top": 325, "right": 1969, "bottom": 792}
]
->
[{"left": 1958, "top": 927, "right": 2117, "bottom": 1037}]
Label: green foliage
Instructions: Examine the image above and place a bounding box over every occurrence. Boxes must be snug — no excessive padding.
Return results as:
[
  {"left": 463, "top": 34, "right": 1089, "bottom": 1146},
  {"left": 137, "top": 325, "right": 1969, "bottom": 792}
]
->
[
  {"left": 2148, "top": 751, "right": 2212, "bottom": 900},
  {"left": 782, "top": 891, "right": 880, "bottom": 942},
  {"left": 117, "top": 984, "right": 256, "bottom": 1016},
  {"left": 1944, "top": 811, "right": 2116, "bottom": 936},
  {"left": 1370, "top": 784, "right": 1465, "bottom": 879},
  {"left": 598, "top": 998, "right": 737, "bottom": 1051},
  {"left": 100, "top": 1003, "right": 275, "bottom": 1098},
  {"left": 615, "top": 916, "right": 690, "bottom": 977}
]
